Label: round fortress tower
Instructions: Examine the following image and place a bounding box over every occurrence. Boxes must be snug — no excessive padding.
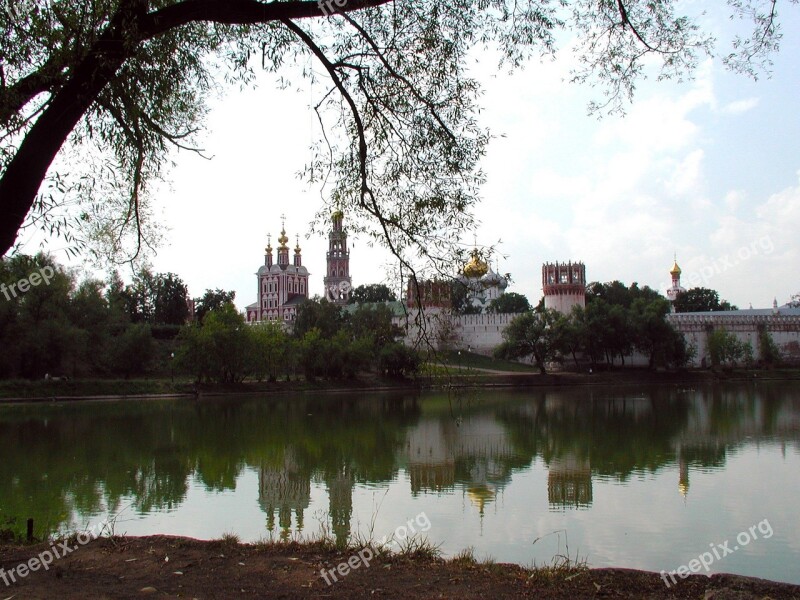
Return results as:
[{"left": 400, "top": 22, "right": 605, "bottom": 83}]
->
[{"left": 542, "top": 261, "right": 586, "bottom": 314}]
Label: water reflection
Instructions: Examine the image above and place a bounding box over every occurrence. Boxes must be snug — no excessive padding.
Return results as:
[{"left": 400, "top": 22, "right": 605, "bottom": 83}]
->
[{"left": 0, "top": 383, "right": 799, "bottom": 578}]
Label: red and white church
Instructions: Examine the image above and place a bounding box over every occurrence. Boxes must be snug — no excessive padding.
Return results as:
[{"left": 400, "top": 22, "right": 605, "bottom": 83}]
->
[{"left": 245, "top": 212, "right": 352, "bottom": 323}]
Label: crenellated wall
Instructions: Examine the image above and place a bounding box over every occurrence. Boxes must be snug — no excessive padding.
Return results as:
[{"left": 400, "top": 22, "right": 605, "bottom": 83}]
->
[
  {"left": 667, "top": 310, "right": 800, "bottom": 367},
  {"left": 396, "top": 307, "right": 800, "bottom": 367}
]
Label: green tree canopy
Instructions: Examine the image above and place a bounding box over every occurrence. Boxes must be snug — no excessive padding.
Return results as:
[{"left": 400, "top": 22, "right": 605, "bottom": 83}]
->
[
  {"left": 0, "top": 0, "right": 789, "bottom": 269},
  {"left": 487, "top": 292, "right": 531, "bottom": 314},
  {"left": 348, "top": 283, "right": 397, "bottom": 304},
  {"left": 674, "top": 287, "right": 737, "bottom": 313},
  {"left": 494, "top": 308, "right": 560, "bottom": 374},
  {"left": 194, "top": 288, "right": 236, "bottom": 322}
]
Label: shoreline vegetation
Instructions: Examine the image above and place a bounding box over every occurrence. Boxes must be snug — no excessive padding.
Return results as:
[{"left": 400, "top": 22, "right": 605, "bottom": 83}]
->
[
  {"left": 1, "top": 356, "right": 798, "bottom": 402},
  {"left": 1, "top": 534, "right": 799, "bottom": 598}
]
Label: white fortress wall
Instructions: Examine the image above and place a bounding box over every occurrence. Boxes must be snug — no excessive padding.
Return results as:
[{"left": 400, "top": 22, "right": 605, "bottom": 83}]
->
[
  {"left": 667, "top": 312, "right": 800, "bottom": 367},
  {"left": 394, "top": 307, "right": 800, "bottom": 367}
]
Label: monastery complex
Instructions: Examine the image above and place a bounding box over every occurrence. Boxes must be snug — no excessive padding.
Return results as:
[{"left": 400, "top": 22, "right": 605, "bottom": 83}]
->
[{"left": 244, "top": 213, "right": 800, "bottom": 367}]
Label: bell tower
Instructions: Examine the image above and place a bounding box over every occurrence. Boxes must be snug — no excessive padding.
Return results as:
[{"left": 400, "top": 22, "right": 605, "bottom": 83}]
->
[
  {"left": 666, "top": 255, "right": 686, "bottom": 310},
  {"left": 323, "top": 211, "right": 352, "bottom": 304}
]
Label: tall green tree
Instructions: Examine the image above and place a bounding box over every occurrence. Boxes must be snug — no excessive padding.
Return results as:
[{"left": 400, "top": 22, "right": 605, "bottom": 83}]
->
[
  {"left": 707, "top": 328, "right": 752, "bottom": 368},
  {"left": 176, "top": 303, "right": 252, "bottom": 383},
  {"left": 0, "top": 0, "right": 786, "bottom": 268},
  {"left": 294, "top": 298, "right": 344, "bottom": 339},
  {"left": 487, "top": 292, "right": 531, "bottom": 314},
  {"left": 674, "top": 287, "right": 737, "bottom": 313},
  {"left": 348, "top": 283, "right": 396, "bottom": 304},
  {"left": 494, "top": 308, "right": 560, "bottom": 374},
  {"left": 0, "top": 253, "right": 76, "bottom": 378},
  {"left": 151, "top": 272, "right": 189, "bottom": 325},
  {"left": 194, "top": 288, "right": 236, "bottom": 322}
]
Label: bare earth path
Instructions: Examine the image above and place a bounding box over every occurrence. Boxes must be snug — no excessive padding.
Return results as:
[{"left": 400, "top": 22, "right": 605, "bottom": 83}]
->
[{"left": 1, "top": 536, "right": 798, "bottom": 599}]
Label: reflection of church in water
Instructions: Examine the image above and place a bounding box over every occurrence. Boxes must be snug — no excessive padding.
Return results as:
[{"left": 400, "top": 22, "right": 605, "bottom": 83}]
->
[
  {"left": 258, "top": 452, "right": 355, "bottom": 544},
  {"left": 254, "top": 391, "right": 771, "bottom": 540}
]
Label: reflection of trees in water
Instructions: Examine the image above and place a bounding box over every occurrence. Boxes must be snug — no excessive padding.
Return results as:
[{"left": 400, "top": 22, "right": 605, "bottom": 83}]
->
[
  {"left": 500, "top": 384, "right": 799, "bottom": 478},
  {"left": 0, "top": 394, "right": 421, "bottom": 539},
  {"left": 497, "top": 388, "right": 693, "bottom": 480},
  {"left": 1, "top": 384, "right": 799, "bottom": 539}
]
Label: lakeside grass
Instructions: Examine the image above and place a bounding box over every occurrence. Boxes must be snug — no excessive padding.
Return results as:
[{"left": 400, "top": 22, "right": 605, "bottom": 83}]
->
[
  {"left": 435, "top": 350, "right": 539, "bottom": 372},
  {"left": 1, "top": 365, "right": 798, "bottom": 401}
]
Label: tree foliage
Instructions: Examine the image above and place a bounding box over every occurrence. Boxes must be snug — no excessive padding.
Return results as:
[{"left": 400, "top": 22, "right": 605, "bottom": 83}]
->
[
  {"left": 707, "top": 328, "right": 753, "bottom": 368},
  {"left": 674, "top": 287, "right": 737, "bottom": 313},
  {"left": 194, "top": 288, "right": 236, "bottom": 322},
  {"left": 487, "top": 292, "right": 531, "bottom": 314},
  {"left": 494, "top": 309, "right": 560, "bottom": 374},
  {"left": 348, "top": 283, "right": 396, "bottom": 304},
  {"left": 496, "top": 282, "right": 694, "bottom": 371},
  {"left": 0, "top": 0, "right": 791, "bottom": 272},
  {"left": 0, "top": 252, "right": 174, "bottom": 378}
]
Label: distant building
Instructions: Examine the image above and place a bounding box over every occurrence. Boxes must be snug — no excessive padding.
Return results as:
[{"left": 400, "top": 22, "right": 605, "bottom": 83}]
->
[
  {"left": 322, "top": 211, "right": 352, "bottom": 305},
  {"left": 666, "top": 256, "right": 686, "bottom": 309},
  {"left": 542, "top": 261, "right": 586, "bottom": 314},
  {"left": 456, "top": 248, "right": 509, "bottom": 312},
  {"left": 406, "top": 279, "right": 452, "bottom": 309},
  {"left": 246, "top": 218, "right": 310, "bottom": 323}
]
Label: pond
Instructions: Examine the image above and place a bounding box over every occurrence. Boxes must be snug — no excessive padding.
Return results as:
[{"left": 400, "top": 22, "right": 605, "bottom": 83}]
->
[{"left": 1, "top": 382, "right": 798, "bottom": 585}]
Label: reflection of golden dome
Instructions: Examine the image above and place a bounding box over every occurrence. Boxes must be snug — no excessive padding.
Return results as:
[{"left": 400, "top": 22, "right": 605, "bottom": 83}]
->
[
  {"left": 464, "top": 249, "right": 489, "bottom": 278},
  {"left": 278, "top": 227, "right": 289, "bottom": 248},
  {"left": 467, "top": 485, "right": 495, "bottom": 514},
  {"left": 679, "top": 481, "right": 689, "bottom": 498}
]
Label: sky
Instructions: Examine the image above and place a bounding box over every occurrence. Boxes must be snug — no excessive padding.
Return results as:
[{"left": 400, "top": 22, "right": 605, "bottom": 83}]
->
[{"left": 27, "top": 5, "right": 800, "bottom": 311}]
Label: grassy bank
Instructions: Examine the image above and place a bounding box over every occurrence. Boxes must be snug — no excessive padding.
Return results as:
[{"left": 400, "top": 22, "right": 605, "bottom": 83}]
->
[{"left": 1, "top": 364, "right": 799, "bottom": 402}]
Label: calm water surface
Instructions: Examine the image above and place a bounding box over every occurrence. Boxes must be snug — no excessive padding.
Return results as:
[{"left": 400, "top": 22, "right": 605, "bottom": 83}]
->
[{"left": 1, "top": 382, "right": 799, "bottom": 584}]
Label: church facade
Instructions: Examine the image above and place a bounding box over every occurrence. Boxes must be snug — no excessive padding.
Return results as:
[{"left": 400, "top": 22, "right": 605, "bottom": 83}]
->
[
  {"left": 246, "top": 219, "right": 310, "bottom": 323},
  {"left": 246, "top": 212, "right": 353, "bottom": 323}
]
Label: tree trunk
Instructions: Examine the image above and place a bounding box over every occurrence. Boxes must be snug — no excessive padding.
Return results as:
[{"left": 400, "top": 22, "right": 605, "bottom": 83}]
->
[
  {"left": 0, "top": 0, "right": 394, "bottom": 256},
  {"left": 0, "top": 4, "right": 139, "bottom": 255}
]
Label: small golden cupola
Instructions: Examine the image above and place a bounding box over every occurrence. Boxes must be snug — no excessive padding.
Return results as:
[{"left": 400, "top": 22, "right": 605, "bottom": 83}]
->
[
  {"left": 464, "top": 248, "right": 489, "bottom": 278},
  {"left": 670, "top": 259, "right": 682, "bottom": 276},
  {"left": 278, "top": 227, "right": 289, "bottom": 248}
]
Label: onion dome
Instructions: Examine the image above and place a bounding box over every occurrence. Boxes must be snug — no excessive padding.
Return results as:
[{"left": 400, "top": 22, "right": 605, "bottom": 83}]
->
[
  {"left": 670, "top": 259, "right": 681, "bottom": 276},
  {"left": 464, "top": 249, "right": 489, "bottom": 278},
  {"left": 295, "top": 235, "right": 302, "bottom": 255},
  {"left": 278, "top": 227, "right": 289, "bottom": 248},
  {"left": 265, "top": 234, "right": 273, "bottom": 255},
  {"left": 481, "top": 268, "right": 502, "bottom": 285},
  {"left": 332, "top": 209, "right": 344, "bottom": 221}
]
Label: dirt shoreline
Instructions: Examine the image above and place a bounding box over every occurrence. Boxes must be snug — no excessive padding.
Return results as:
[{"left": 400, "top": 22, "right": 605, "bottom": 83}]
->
[
  {"left": 1, "top": 536, "right": 798, "bottom": 599},
  {"left": 2, "top": 368, "right": 797, "bottom": 404}
]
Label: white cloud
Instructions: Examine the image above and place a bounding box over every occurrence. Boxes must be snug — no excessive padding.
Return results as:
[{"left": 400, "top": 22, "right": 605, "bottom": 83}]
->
[{"left": 721, "top": 97, "right": 760, "bottom": 115}]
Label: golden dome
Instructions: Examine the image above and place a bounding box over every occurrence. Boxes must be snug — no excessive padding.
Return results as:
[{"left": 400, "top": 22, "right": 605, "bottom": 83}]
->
[
  {"left": 295, "top": 235, "right": 301, "bottom": 254},
  {"left": 464, "top": 249, "right": 489, "bottom": 278},
  {"left": 670, "top": 259, "right": 681, "bottom": 276},
  {"left": 265, "top": 234, "right": 272, "bottom": 254},
  {"left": 278, "top": 227, "right": 289, "bottom": 248},
  {"left": 332, "top": 209, "right": 344, "bottom": 221}
]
